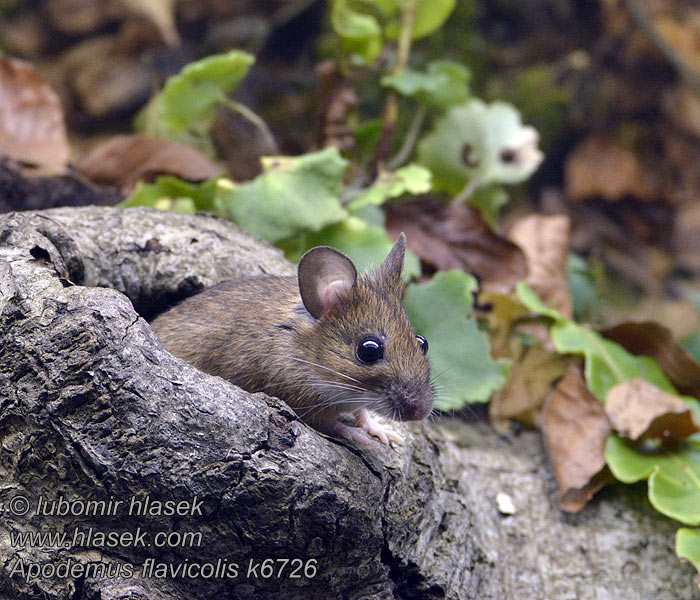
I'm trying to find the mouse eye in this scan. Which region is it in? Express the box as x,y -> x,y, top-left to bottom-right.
416,334 -> 428,355
357,335 -> 384,364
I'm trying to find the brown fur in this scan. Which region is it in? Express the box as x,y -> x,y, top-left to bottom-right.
150,238 -> 434,435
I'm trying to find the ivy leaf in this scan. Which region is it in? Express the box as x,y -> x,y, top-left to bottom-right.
119,175 -> 220,212
404,270 -> 509,409
347,164 -> 431,211
283,215 -> 420,280
215,148 -> 348,243
418,99 -> 543,196
676,528 -> 700,577
381,59 -> 470,108
136,50 -> 254,154
385,0 -> 456,40
605,434 -> 700,526
330,0 -> 383,65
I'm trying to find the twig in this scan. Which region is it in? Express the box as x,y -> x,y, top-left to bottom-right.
623,0 -> 700,98
387,104 -> 426,170
372,0 -> 418,173
450,177 -> 483,205
219,95 -> 279,153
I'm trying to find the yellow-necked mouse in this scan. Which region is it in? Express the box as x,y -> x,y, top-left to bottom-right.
150,233 -> 434,446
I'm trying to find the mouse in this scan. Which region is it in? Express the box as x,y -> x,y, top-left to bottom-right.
150,233 -> 434,446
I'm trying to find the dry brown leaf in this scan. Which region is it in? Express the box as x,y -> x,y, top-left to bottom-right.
605,378 -> 700,442
120,0 -> 180,47
543,366 -> 614,513
490,346 -> 570,431
385,200 -> 527,293
564,135 -> 654,202
0,56 -> 70,173
602,321 -> 700,399
509,214 -> 573,318
664,84 -> 700,142
78,134 -> 224,193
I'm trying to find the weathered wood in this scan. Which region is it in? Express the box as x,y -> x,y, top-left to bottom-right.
0,206 -> 696,599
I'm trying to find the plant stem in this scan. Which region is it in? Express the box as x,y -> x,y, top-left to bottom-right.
219,95 -> 279,153
623,0 -> 700,98
451,177 -> 482,205
372,0 -> 418,173
387,104 -> 426,170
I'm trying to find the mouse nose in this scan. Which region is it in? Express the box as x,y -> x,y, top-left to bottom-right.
394,386 -> 434,421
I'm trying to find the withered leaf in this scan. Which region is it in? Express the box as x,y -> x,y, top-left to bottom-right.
543,366 -> 614,513
509,214 -> 573,318
490,346 -> 570,431
0,56 -> 70,173
78,134 -> 224,193
602,321 -> 700,399
605,378 -> 700,442
564,135 -> 654,202
385,199 -> 527,293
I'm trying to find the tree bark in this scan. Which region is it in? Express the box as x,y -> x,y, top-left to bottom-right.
0,206 -> 697,600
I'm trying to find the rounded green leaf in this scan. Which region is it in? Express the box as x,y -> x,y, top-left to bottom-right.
676,528 -> 700,575
288,216 -> 420,279
137,50 -> 254,148
385,0 -> 456,40
331,0 -> 383,65
119,176 -> 220,212
404,270 -> 509,408
418,99 -> 543,195
606,434 -> 700,525
347,164 -> 431,210
215,148 -> 348,243
381,59 -> 470,108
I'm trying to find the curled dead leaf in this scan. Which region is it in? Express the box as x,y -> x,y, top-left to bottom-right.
490,346 -> 570,431
605,378 -> 700,442
385,200 -> 527,293
564,135 -> 655,202
543,366 -> 614,513
602,321 -> 700,399
509,214 -> 573,318
78,134 -> 224,193
0,56 -> 70,173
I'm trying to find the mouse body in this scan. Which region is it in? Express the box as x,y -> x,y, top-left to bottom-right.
150,234 -> 434,446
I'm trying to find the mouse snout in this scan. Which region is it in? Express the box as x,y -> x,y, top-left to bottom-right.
390,382 -> 434,421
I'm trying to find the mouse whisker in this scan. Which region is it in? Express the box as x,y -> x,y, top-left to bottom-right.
290,357 -> 364,385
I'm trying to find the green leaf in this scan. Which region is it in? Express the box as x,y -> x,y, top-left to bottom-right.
517,282 -> 676,401
567,253 -> 600,322
331,0 -> 383,65
215,148 -> 348,243
119,176 -> 220,212
381,59 -> 470,108
516,281 -> 564,321
469,185 -> 509,229
385,0 -> 457,40
418,99 -> 543,196
282,216 -> 420,280
676,528 -> 700,576
136,50 -> 254,154
605,434 -> 700,525
404,270 -> 509,408
347,164 -> 431,210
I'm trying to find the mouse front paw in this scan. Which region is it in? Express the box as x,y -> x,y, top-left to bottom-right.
354,408 -> 404,446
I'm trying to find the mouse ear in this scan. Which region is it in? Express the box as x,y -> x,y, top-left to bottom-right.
376,232 -> 406,291
298,246 -> 357,319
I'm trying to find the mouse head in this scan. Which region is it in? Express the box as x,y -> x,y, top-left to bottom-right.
297,234 -> 434,421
